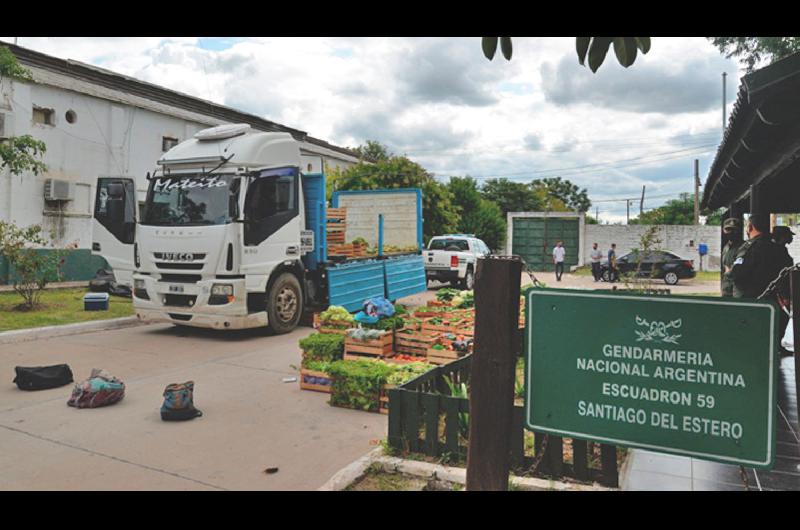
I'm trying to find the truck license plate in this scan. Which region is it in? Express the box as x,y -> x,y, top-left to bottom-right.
168,285 -> 184,293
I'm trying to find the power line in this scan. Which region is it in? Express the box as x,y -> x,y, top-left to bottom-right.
432,144 -> 717,180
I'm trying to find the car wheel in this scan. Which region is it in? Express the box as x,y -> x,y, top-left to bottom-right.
266,273 -> 303,334
601,270 -> 611,282
664,272 -> 679,286
460,268 -> 475,290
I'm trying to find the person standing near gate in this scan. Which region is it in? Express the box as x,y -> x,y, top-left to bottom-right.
590,243 -> 603,282
553,241 -> 566,282
607,243 -> 618,282
721,218 -> 743,297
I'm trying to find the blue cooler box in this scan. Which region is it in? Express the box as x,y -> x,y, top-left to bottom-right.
83,292 -> 110,311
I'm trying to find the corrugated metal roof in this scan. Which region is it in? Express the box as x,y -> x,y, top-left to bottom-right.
702,52 -> 800,210
2,40 -> 361,162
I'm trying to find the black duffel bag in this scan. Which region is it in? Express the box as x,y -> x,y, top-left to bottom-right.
13,364 -> 74,391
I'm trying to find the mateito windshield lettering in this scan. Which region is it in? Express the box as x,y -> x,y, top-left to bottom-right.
143,174 -> 239,227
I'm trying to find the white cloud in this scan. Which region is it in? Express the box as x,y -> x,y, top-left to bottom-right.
4,36 -> 742,220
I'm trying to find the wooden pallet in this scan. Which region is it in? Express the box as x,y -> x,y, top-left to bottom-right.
299,369 -> 333,393
345,333 -> 393,357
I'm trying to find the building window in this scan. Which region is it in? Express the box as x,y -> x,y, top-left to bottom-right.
162,136 -> 179,152
32,106 -> 55,126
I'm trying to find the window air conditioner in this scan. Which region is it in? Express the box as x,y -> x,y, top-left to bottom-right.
43,178 -> 74,201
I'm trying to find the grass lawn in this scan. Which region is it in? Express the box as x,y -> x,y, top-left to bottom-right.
0,288 -> 133,332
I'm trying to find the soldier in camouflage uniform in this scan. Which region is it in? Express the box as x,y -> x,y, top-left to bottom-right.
721,218 -> 743,297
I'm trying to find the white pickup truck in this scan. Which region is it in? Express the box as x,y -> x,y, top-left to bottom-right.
423,234 -> 491,290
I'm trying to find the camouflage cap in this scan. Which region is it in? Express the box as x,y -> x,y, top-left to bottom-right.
722,218 -> 742,231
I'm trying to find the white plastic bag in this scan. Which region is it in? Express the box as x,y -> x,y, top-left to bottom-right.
782,317 -> 794,352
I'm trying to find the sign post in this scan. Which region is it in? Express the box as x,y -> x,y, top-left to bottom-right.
524,288 -> 778,468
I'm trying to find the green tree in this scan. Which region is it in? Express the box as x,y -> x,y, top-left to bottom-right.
447,176 -> 506,251
0,46 -> 47,177
708,37 -> 800,72
0,222 -> 67,310
330,156 -> 459,242
481,37 -> 652,72
531,177 -> 591,213
480,178 -> 544,218
352,140 -> 392,162
630,192 -> 723,226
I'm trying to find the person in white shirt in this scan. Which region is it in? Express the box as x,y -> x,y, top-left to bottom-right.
590,243 -> 603,282
553,241 -> 566,282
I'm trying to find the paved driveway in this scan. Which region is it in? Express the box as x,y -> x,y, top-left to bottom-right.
0,324 -> 386,490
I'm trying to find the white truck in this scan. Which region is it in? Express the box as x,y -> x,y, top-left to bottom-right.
91,123 -> 427,333
423,234 -> 491,290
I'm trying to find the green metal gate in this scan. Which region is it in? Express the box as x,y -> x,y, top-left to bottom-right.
511,216 -> 580,272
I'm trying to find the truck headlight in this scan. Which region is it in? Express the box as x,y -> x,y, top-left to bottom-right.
211,284 -> 234,296
209,283 -> 234,305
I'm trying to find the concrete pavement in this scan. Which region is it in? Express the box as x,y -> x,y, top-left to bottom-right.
0,324 -> 386,490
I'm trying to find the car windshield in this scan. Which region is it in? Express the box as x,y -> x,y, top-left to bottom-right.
143,174 -> 239,226
428,238 -> 469,251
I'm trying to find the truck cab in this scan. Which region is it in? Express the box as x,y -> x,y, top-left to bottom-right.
92,123 -> 427,334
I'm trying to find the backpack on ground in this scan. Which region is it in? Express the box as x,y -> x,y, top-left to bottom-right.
161,381 -> 203,421
13,364 -> 74,391
67,368 -> 125,409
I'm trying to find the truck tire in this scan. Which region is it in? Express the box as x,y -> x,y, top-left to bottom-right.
266,273 -> 303,334
460,267 -> 475,290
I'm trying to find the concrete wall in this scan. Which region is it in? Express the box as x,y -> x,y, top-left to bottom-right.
583,224 -> 722,271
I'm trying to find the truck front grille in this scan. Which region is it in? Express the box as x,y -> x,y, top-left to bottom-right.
163,294 -> 197,308
159,274 -> 202,283
155,262 -> 204,270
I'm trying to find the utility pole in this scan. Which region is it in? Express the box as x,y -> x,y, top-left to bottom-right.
595,206 -> 599,223
640,185 -> 646,217
626,200 -> 630,224
694,159 -> 700,225
722,72 -> 727,133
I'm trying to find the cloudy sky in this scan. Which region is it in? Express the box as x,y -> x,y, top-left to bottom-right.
4,37 -> 742,223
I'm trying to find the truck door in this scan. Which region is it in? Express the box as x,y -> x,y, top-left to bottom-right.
92,177 -> 136,287
241,167 -> 302,277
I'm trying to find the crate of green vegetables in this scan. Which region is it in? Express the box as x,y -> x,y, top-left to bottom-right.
317,305 -> 356,335
422,316 -> 464,334
327,359 -> 395,413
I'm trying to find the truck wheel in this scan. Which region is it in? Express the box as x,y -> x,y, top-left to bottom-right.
460,268 -> 475,290
266,273 -> 303,334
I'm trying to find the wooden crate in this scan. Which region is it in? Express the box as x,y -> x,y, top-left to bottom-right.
299,369 -> 333,393
319,326 -> 349,335
326,207 -> 347,222
384,353 -> 428,365
427,347 -> 461,365
422,319 -> 464,334
345,332 -> 393,357
327,242 -> 367,258
395,329 -> 437,356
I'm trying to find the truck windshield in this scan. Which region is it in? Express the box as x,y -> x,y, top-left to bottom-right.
142,174 -> 239,226
428,238 -> 469,251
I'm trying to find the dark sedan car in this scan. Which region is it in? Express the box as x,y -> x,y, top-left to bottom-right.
600,250 -> 696,285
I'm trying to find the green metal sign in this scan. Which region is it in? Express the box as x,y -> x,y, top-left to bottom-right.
524,288 -> 778,468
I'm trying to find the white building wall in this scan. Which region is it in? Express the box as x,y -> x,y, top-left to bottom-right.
0,77 -> 357,252
583,224 -> 722,271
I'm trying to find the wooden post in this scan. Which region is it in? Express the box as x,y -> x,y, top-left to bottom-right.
466,256 -> 522,490
791,270 -> 800,421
